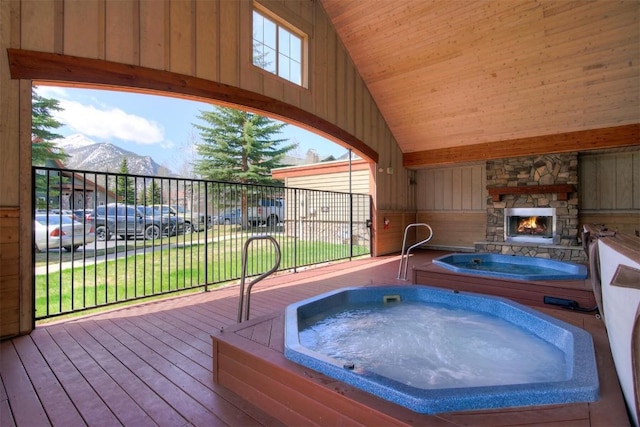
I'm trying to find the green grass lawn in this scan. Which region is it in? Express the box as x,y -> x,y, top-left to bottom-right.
35,235 -> 369,319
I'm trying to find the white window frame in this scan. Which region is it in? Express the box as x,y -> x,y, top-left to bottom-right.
252,5 -> 308,88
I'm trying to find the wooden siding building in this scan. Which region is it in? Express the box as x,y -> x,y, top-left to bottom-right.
272,157 -> 371,194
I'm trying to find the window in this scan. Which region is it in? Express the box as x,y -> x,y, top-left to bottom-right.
253,9 -> 305,86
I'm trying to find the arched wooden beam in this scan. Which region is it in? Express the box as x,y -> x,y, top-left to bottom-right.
8,48 -> 378,163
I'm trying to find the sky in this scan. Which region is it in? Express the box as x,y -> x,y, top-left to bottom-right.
35,85 -> 348,173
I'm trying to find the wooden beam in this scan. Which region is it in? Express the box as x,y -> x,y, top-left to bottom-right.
403,124 -> 640,168
7,48 -> 379,163
487,184 -> 576,202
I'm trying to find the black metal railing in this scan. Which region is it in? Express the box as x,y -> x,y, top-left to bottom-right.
33,166 -> 371,319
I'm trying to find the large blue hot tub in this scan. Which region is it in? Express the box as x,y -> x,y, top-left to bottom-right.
432,253 -> 588,281
284,286 -> 599,414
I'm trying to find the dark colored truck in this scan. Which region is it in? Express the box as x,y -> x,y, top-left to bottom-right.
93,203 -> 185,241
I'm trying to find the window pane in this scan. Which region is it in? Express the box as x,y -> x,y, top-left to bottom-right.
289,34 -> 302,63
253,12 -> 268,69
263,18 -> 276,50
290,60 -> 302,85
279,28 -> 290,56
278,54 -> 290,80
253,41 -> 267,68
253,11 -> 263,40
264,47 -> 277,73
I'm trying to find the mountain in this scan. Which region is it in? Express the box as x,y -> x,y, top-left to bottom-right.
55,134 -> 173,177
55,133 -> 96,151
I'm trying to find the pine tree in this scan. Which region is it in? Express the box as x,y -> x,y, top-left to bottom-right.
192,107 -> 297,185
32,87 -> 70,204
116,158 -> 137,204
146,180 -> 163,205
32,87 -> 68,166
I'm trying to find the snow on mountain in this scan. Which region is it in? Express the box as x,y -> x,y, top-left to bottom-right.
54,133 -> 97,151
56,134 -> 173,177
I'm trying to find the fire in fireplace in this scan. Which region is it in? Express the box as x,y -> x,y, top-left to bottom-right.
517,216 -> 547,234
504,207 -> 557,244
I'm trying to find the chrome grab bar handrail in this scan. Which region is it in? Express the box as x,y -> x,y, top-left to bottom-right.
397,223 -> 434,280
237,235 -> 282,323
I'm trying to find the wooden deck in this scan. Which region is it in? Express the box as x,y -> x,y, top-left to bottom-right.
0,250 -> 631,426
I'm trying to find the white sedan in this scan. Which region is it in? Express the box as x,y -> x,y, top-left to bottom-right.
34,214 -> 95,252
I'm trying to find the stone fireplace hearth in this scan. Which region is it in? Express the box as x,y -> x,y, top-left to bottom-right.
475,153 -> 586,263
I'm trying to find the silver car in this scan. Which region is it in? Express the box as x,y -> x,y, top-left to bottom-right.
34,214 -> 95,252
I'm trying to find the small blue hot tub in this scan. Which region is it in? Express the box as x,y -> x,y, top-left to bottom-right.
284,286 -> 599,414
432,253 -> 588,281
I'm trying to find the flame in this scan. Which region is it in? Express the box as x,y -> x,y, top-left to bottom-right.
518,216 -> 538,233
514,216 -> 547,235
518,216 -> 547,234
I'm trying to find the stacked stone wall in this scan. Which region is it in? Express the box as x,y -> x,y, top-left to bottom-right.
479,153 -> 585,262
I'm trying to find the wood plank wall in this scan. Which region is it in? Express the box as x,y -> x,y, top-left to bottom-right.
0,0 -> 412,336
281,169 -> 370,194
0,209 -> 21,338
288,170 -> 370,193
0,6 -> 18,334
580,150 -> 640,234
374,210 -> 417,256
414,163 -> 487,250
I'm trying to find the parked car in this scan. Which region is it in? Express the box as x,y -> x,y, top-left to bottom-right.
247,197 -> 284,226
34,214 -> 95,252
214,208 -> 242,225
93,203 -> 184,241
148,204 -> 210,233
140,206 -> 186,237
73,208 -> 94,222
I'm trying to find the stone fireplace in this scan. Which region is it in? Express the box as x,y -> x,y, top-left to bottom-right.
475,153 -> 586,262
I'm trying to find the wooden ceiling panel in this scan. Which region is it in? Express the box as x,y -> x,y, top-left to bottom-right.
320,0 -> 639,164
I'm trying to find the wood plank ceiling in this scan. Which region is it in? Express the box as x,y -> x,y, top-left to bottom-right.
319,0 -> 639,164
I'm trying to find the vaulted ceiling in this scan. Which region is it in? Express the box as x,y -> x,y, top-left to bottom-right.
320,0 -> 639,161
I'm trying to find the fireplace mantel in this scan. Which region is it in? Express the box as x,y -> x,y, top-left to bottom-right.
487,184 -> 575,202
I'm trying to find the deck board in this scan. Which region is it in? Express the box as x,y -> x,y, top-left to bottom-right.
95,318 -> 231,426
52,325 -> 161,426
65,322 -> 188,427
1,250 -> 631,426
10,333 -> 85,426
0,340 -> 50,426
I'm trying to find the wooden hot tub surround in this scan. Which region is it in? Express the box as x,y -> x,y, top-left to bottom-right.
212,305 -> 629,426
412,262 -> 597,313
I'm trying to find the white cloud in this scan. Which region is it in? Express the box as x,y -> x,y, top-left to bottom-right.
35,86 -> 165,146
54,99 -> 165,145
35,85 -> 69,99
